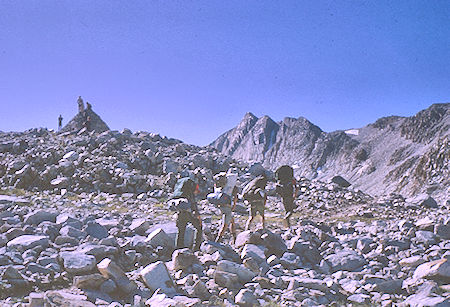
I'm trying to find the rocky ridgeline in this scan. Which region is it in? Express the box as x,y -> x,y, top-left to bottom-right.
0,127 -> 237,196
211,103 -> 450,203
0,174 -> 449,306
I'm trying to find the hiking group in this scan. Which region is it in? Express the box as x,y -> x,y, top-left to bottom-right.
171,165 -> 298,251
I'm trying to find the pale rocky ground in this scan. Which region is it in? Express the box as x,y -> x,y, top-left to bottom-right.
0,176 -> 448,306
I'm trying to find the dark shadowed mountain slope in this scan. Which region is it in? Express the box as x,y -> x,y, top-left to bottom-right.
210,103 -> 450,201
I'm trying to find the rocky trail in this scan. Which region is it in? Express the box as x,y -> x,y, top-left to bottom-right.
0,176 -> 448,306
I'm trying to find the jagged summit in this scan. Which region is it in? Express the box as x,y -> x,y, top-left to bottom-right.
60,97 -> 110,134
210,104 -> 449,201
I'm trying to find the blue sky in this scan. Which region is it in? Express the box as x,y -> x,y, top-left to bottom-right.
1,1 -> 449,145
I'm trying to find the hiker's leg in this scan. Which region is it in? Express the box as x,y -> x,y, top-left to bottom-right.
245,216 -> 254,231
216,220 -> 228,242
230,219 -> 237,243
191,215 -> 203,251
246,204 -> 257,230
176,213 -> 187,249
283,196 -> 294,228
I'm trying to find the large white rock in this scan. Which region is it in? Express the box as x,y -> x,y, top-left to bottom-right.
7,235 -> 49,251
140,261 -> 176,294
44,291 -> 95,307
59,251 -> 96,274
235,289 -> 258,307
241,244 -> 267,264
145,228 -> 174,249
24,210 -> 57,225
413,258 -> 450,281
216,260 -> 256,283
97,258 -> 137,294
399,256 -> 426,267
62,151 -> 79,161
130,218 -> 150,235
147,222 -> 194,247
214,270 -> 239,289
324,249 -> 366,272
146,290 -> 201,307
172,248 -> 198,271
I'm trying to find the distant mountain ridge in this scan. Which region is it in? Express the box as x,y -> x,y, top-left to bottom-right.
210,103 -> 450,201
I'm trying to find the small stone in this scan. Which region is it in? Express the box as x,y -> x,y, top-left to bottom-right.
73,274 -> 107,289
172,248 -> 198,271
241,244 -> 267,264
28,292 -> 45,307
44,291 -> 96,307
399,255 -> 426,267
85,221 -> 109,240
235,289 -> 258,307
214,270 -> 239,288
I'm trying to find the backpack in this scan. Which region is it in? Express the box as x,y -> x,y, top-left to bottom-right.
242,176 -> 266,202
173,177 -> 196,199
207,191 -> 231,206
276,182 -> 294,197
171,198 -> 192,212
276,165 -> 294,183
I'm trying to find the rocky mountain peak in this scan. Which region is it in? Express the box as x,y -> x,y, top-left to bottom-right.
243,111 -> 257,121
211,103 -> 449,201
400,102 -> 450,143
60,97 -> 110,134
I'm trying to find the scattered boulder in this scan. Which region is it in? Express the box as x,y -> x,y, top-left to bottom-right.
413,258 -> 450,282
235,288 -> 258,307
97,258 -> 137,294
140,261 -> 176,294
59,251 -> 96,274
331,176 -> 351,188
7,235 -> 49,251
324,250 -> 366,272
172,248 -> 198,271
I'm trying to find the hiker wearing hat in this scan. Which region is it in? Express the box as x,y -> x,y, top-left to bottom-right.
207,172 -> 238,244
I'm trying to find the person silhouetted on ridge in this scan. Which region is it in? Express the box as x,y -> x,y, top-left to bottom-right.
58,115 -> 63,131
77,96 -> 84,113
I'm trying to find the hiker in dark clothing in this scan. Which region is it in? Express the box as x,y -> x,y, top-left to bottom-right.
86,101 -> 92,110
243,175 -> 268,230
77,96 -> 84,113
84,116 -> 91,131
58,115 -> 63,131
172,177 -> 203,251
275,165 -> 298,228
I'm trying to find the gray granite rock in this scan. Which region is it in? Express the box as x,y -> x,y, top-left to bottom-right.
59,251 -> 96,274
325,249 -> 366,272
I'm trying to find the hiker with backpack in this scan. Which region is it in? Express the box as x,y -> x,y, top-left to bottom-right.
207,172 -> 238,244
171,177 -> 203,251
275,165 -> 298,228
243,175 -> 268,230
